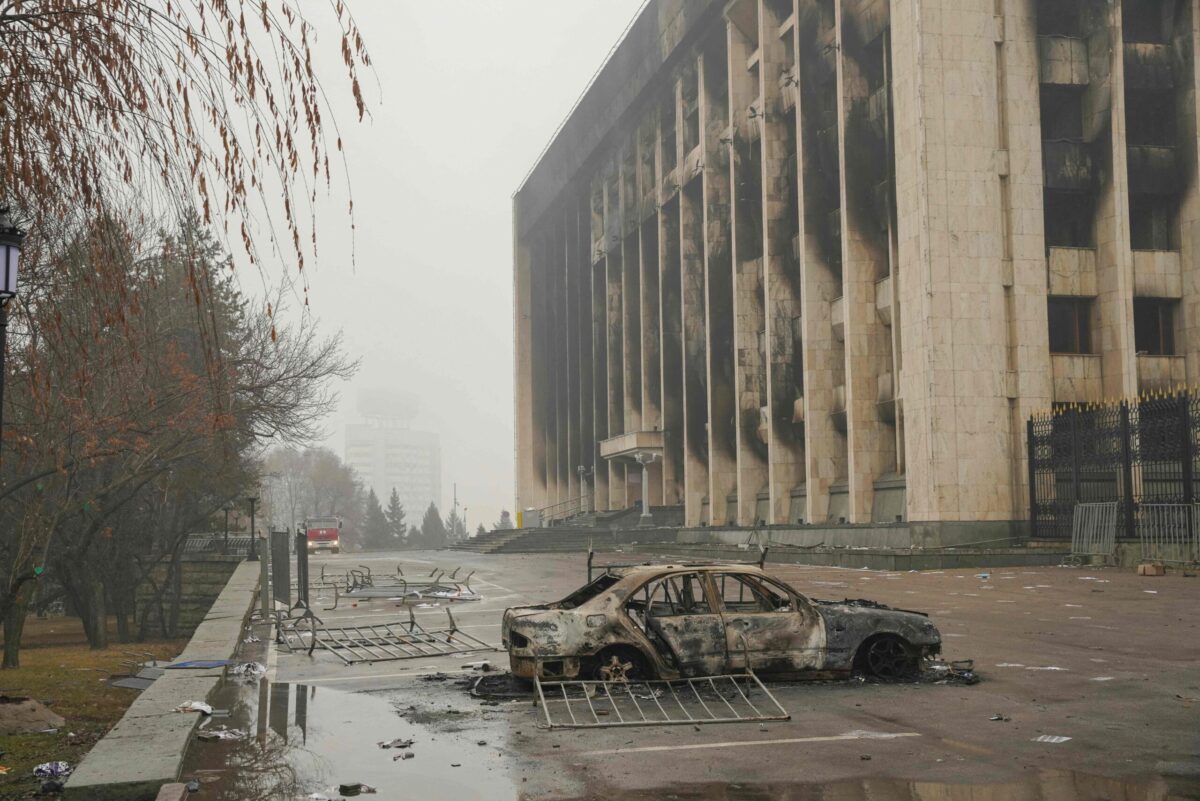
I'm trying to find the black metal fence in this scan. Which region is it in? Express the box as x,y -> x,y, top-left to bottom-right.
1028,389 -> 1199,539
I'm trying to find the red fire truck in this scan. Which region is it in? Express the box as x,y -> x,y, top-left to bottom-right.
305,516 -> 342,554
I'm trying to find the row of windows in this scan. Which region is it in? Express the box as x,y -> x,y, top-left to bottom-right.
1047,297 -> 1178,355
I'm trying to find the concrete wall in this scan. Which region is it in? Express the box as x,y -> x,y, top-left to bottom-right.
136,555 -> 241,638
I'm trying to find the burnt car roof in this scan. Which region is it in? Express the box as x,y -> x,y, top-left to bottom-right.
602,563 -> 770,579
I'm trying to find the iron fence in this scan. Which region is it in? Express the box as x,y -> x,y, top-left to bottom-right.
1028,390 -> 1198,552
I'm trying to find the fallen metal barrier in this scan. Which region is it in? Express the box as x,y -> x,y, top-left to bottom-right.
1069,502 -> 1119,564
1138,503 -> 1198,564
534,673 -> 789,729
279,608 -> 494,665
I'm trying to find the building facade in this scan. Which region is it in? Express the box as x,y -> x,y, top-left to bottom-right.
513,0 -> 1199,531
345,421 -> 442,518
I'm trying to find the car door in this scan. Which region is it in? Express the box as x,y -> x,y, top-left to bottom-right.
625,573 -> 726,677
711,572 -> 825,674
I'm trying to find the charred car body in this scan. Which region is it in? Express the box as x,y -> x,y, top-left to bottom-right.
502,565 -> 940,682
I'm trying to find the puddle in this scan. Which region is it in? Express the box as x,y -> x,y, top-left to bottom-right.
562,772 -> 1200,801
180,677 -> 519,800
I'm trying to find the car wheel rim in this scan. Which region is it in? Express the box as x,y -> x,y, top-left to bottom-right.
867,639 -> 910,679
599,655 -> 637,682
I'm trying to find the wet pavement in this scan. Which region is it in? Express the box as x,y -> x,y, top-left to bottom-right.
178,551 -> 1200,800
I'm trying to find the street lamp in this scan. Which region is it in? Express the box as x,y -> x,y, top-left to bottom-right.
0,209 -> 25,468
246,495 -> 260,561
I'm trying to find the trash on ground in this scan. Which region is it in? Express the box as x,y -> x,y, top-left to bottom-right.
173,701 -> 214,715
990,713 -> 1011,722
40,779 -> 65,794
230,662 -> 266,682
1025,666 -> 1068,671
924,659 -> 978,685
394,751 -> 415,761
185,778 -> 201,792
378,738 -> 414,749
1032,734 -> 1071,743
197,726 -> 246,741
32,761 -> 71,779
338,782 -> 377,795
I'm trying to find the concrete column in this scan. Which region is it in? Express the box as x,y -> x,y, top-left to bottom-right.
605,173 -> 628,510
591,254 -> 610,512
680,71 -> 712,525
1097,3 -> 1139,399
1182,0 -> 1200,383
701,46 -> 739,527
513,200 -> 538,514
795,1 -> 845,524
578,192 -> 596,509
727,9 -> 770,526
660,190 -> 686,507
836,0 -> 894,523
890,0 -> 1033,523
761,0 -> 807,525
640,216 -> 665,507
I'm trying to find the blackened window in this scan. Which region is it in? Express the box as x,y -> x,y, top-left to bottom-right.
1133,298 -> 1176,355
1048,297 -> 1092,353
1129,194 -> 1176,250
1122,0 -> 1169,44
1040,86 -> 1084,141
1125,92 -> 1175,147
1044,190 -> 1094,247
1038,1 -> 1082,36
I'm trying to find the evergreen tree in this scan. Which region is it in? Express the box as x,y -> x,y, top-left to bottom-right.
362,489 -> 389,550
475,523 -> 487,538
407,524 -> 423,550
444,508 -> 466,543
420,503 -> 448,550
494,510 -> 515,530
385,488 -> 406,546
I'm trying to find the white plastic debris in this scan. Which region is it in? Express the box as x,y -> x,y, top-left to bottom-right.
32,762 -> 72,779
1032,735 -> 1071,744
174,701 -> 213,714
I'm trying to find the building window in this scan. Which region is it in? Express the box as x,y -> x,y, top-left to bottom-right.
1047,297 -> 1092,354
1125,91 -> 1175,147
1133,298 -> 1176,355
1122,0 -> 1169,44
1043,190 -> 1094,248
1129,194 -> 1176,250
1040,86 -> 1083,141
1037,0 -> 1081,37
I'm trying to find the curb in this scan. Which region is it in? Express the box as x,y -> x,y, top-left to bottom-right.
63,561 -> 260,801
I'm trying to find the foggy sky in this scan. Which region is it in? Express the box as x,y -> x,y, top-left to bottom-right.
287,1 -> 646,527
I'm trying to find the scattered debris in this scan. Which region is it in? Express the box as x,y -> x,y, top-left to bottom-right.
185,779 -> 201,792
197,726 -> 246,741
32,762 -> 71,779
378,738 -> 414,749
394,751 -> 415,761
165,659 -> 232,670
338,782 -> 377,796
173,701 -> 213,715
39,779 -> 65,794
1032,735 -> 1071,744
924,660 -> 979,685
1025,666 -> 1068,672
229,662 -> 266,682
990,714 -> 1011,722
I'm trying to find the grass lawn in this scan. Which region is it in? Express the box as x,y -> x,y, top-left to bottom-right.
0,616 -> 187,799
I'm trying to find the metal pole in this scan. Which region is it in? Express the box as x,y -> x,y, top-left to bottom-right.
0,303 -> 8,473
248,497 -> 259,561
223,508 -> 230,555
1026,418 -> 1037,539
1120,401 -> 1136,541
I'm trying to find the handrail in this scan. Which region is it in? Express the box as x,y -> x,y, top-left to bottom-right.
538,495 -> 586,523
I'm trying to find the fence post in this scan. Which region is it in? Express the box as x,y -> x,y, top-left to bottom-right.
1070,410 -> 1081,506
1120,401 -> 1135,540
1026,418 -> 1037,538
1181,395 -> 1195,508
294,531 -> 309,609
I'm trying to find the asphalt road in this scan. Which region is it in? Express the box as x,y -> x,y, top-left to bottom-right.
243,549 -> 1200,799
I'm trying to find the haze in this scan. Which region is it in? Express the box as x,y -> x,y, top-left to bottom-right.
289,1 -> 646,525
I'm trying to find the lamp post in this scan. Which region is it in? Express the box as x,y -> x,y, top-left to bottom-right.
246,495 -> 260,561
0,209 -> 25,470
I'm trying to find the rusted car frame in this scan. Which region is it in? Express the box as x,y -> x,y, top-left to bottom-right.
502,564 -> 941,682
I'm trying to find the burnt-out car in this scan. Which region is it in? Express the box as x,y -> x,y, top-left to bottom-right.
501,564 -> 940,682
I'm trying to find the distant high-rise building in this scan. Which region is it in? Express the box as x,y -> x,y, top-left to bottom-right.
344,390 -> 441,519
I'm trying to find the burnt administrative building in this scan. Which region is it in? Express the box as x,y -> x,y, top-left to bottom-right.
512,0 -> 1199,538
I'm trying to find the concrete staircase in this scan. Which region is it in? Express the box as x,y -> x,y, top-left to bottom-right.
450,527 -> 680,554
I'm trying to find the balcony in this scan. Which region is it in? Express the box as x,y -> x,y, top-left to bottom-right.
1047,247 -> 1097,296
1123,43 -> 1174,90
1038,36 -> 1089,86
1126,145 -> 1180,195
1042,141 -> 1096,191
599,430 -> 665,462
1132,250 -> 1182,298
1136,354 -> 1185,395
1050,354 -> 1103,404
